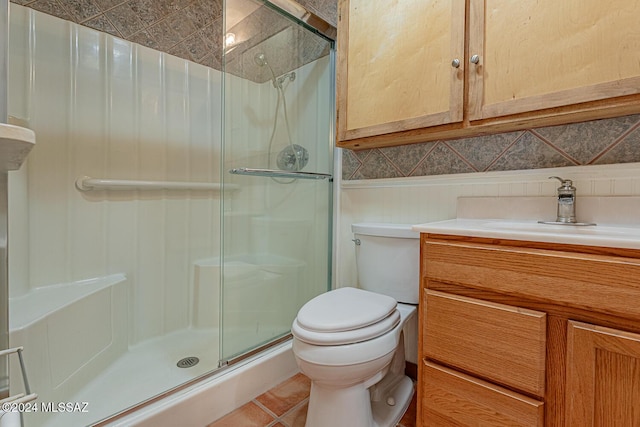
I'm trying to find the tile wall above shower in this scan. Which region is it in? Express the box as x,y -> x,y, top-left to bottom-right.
10,0 -> 337,80
11,0 -> 224,67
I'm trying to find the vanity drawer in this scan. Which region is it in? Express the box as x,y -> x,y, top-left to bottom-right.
422,361 -> 544,427
422,237 -> 640,319
424,290 -> 546,397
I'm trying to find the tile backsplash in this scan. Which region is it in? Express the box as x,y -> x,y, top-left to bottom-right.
342,114 -> 640,180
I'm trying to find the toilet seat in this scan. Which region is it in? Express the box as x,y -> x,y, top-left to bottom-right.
292,287 -> 400,346
293,309 -> 400,345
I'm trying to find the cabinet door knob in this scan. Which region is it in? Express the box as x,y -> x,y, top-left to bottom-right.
451,58 -> 460,68
470,54 -> 480,64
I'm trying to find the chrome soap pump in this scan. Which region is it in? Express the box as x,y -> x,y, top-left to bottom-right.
549,176 -> 576,223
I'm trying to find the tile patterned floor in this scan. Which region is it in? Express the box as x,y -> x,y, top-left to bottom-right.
207,373 -> 417,427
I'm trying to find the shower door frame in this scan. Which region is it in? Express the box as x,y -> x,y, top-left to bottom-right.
219,0 -> 337,368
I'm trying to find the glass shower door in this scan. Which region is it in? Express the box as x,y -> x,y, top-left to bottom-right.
221,0 -> 334,363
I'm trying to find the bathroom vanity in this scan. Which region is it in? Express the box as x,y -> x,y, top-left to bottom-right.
414,212 -> 640,426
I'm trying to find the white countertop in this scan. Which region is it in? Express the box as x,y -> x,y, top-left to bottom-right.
412,218 -> 640,250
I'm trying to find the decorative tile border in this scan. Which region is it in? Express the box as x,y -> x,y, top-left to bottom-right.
342,114 -> 640,180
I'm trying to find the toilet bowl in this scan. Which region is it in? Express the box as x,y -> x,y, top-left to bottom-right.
291,223 -> 420,427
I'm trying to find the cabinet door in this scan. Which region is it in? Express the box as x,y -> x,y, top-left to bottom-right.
337,0 -> 465,143
566,321 -> 640,426
468,0 -> 640,120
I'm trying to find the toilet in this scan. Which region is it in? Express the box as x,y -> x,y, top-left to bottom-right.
291,223 -> 419,427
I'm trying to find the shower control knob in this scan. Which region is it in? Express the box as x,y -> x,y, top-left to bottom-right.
470,54 -> 480,64
451,59 -> 460,68
276,144 -> 309,171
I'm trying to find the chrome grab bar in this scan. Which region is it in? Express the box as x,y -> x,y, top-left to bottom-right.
229,168 -> 332,180
75,176 -> 240,192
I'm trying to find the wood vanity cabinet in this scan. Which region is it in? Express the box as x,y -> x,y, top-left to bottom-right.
417,234 -> 640,426
337,0 -> 640,149
565,321 -> 640,425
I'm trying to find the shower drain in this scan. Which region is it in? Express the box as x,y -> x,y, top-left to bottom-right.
176,356 -> 200,368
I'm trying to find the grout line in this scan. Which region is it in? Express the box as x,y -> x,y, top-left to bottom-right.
532,131 -> 579,167
588,119 -> 640,165
273,397 -> 309,427
346,149 -> 368,180
252,398 -> 279,419
529,128 -> 581,165
483,131 -> 525,172
442,140 -> 480,173
76,10 -> 103,25
377,148 -> 409,178
91,0 -> 128,15
279,396 -> 309,417
405,141 -> 439,177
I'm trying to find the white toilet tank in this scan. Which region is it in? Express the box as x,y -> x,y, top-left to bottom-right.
352,223 -> 420,304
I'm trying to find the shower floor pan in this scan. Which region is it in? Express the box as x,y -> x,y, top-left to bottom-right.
33,327 -> 220,427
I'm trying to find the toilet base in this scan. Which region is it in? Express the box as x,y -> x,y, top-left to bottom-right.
305,381 -> 373,427
304,374 -> 414,427
370,331 -> 414,426
371,375 -> 414,427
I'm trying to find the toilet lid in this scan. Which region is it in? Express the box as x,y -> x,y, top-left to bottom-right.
296,287 -> 397,332
292,308 -> 400,345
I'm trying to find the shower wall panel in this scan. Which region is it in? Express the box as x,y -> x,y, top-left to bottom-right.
7,4 -> 224,345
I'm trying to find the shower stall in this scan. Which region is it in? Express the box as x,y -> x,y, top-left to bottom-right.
2,0 -> 334,425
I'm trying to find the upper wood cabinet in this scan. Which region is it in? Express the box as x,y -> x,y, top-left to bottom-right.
468,0 -> 640,121
337,0 -> 465,142
337,0 -> 640,149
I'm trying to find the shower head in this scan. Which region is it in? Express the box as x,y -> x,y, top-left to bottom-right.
254,53 -> 280,89
254,53 -> 268,67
